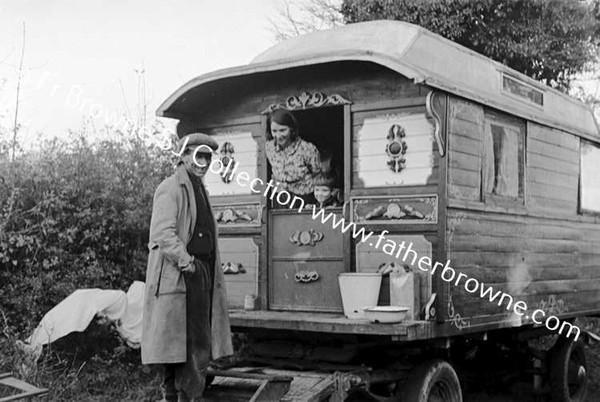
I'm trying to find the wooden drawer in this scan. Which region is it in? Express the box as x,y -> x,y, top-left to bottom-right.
219,237 -> 259,308
270,260 -> 344,312
271,212 -> 343,259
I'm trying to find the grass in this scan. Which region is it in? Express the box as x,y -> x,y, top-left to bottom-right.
0,320 -> 161,401
1,318 -> 599,401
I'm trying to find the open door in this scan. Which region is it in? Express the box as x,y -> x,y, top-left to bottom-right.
266,106 -> 348,312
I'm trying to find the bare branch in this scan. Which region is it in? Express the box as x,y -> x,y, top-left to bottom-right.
11,21 -> 26,162
268,0 -> 344,42
118,78 -> 131,120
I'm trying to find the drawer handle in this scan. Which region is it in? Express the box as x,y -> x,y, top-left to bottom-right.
294,270 -> 320,283
289,229 -> 324,246
221,262 -> 246,275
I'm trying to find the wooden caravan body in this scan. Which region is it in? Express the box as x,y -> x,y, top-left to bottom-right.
157,20 -> 600,341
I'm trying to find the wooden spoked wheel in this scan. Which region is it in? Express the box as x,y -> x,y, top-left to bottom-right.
550,337 -> 588,402
398,359 -> 462,402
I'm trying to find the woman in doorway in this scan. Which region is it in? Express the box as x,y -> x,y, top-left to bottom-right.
265,109 -> 321,205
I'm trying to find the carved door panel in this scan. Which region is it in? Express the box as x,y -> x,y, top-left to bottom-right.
269,210 -> 345,312
261,93 -> 352,312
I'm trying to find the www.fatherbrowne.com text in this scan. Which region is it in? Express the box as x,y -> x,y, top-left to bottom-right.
190,149 -> 581,340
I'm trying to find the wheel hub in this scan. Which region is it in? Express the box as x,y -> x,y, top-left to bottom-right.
576,365 -> 586,383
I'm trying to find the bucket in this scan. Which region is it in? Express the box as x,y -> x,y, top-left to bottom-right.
338,273 -> 382,319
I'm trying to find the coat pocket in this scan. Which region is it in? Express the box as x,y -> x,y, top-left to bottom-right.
157,257 -> 186,295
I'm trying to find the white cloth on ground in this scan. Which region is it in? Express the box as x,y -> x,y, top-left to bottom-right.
26,281 -> 145,349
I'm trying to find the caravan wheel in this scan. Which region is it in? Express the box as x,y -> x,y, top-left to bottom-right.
550,337 -> 588,402
399,359 -> 462,402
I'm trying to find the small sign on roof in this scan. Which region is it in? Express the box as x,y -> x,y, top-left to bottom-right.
502,74 -> 544,107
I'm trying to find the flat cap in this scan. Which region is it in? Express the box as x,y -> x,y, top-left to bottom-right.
179,133 -> 219,154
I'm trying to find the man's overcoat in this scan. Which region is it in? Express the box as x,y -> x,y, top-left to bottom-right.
142,164 -> 233,364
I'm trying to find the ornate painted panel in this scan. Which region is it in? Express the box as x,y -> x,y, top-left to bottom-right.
353,110 -> 436,188
218,237 -> 259,308
203,131 -> 258,196
351,195 -> 438,225
269,211 -> 344,312
213,203 -> 261,227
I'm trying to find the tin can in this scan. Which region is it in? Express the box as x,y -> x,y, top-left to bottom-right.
244,294 -> 256,311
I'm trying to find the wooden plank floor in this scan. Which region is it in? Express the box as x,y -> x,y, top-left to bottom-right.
203,378 -> 257,402
204,368 -> 333,402
229,310 -> 435,340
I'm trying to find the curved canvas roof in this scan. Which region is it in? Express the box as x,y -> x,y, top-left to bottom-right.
157,20 -> 599,141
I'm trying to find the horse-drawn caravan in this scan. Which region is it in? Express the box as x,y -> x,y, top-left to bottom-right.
156,20 -> 600,402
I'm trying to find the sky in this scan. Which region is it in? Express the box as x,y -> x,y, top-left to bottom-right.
0,0 -> 285,144
1,0 -> 598,148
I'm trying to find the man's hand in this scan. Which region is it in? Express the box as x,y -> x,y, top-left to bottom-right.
181,259 -> 195,274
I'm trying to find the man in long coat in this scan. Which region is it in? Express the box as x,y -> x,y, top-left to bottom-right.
142,133 -> 233,401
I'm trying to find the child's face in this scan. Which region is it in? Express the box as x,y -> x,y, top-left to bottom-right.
314,185 -> 333,204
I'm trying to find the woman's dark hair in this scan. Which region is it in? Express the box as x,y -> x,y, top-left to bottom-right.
266,109 -> 300,140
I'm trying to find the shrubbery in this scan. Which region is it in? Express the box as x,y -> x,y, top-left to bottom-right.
0,124 -> 178,399
0,124 -> 176,337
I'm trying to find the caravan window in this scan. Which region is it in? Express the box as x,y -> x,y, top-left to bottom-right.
482,112 -> 525,200
580,140 -> 600,214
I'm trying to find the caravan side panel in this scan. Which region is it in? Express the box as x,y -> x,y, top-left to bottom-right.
444,96 -> 600,332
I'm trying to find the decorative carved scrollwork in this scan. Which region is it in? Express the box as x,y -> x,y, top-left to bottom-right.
364,203 -> 425,221
289,229 -> 324,246
294,270 -> 320,283
448,294 -> 471,330
261,91 -> 352,114
385,124 -> 408,173
426,91 -> 447,157
377,261 -> 411,275
537,294 -> 568,316
352,195 -> 437,225
219,141 -> 235,184
221,262 -> 246,275
215,208 -> 254,224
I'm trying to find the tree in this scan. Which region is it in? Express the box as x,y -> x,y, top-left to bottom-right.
341,0 -> 600,91
268,0 -> 344,41
571,68 -> 600,119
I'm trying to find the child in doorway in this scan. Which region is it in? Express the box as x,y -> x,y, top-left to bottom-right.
311,173 -> 342,209
318,148 -> 343,204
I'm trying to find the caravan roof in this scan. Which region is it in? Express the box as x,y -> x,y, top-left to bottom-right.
158,20 -> 599,141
